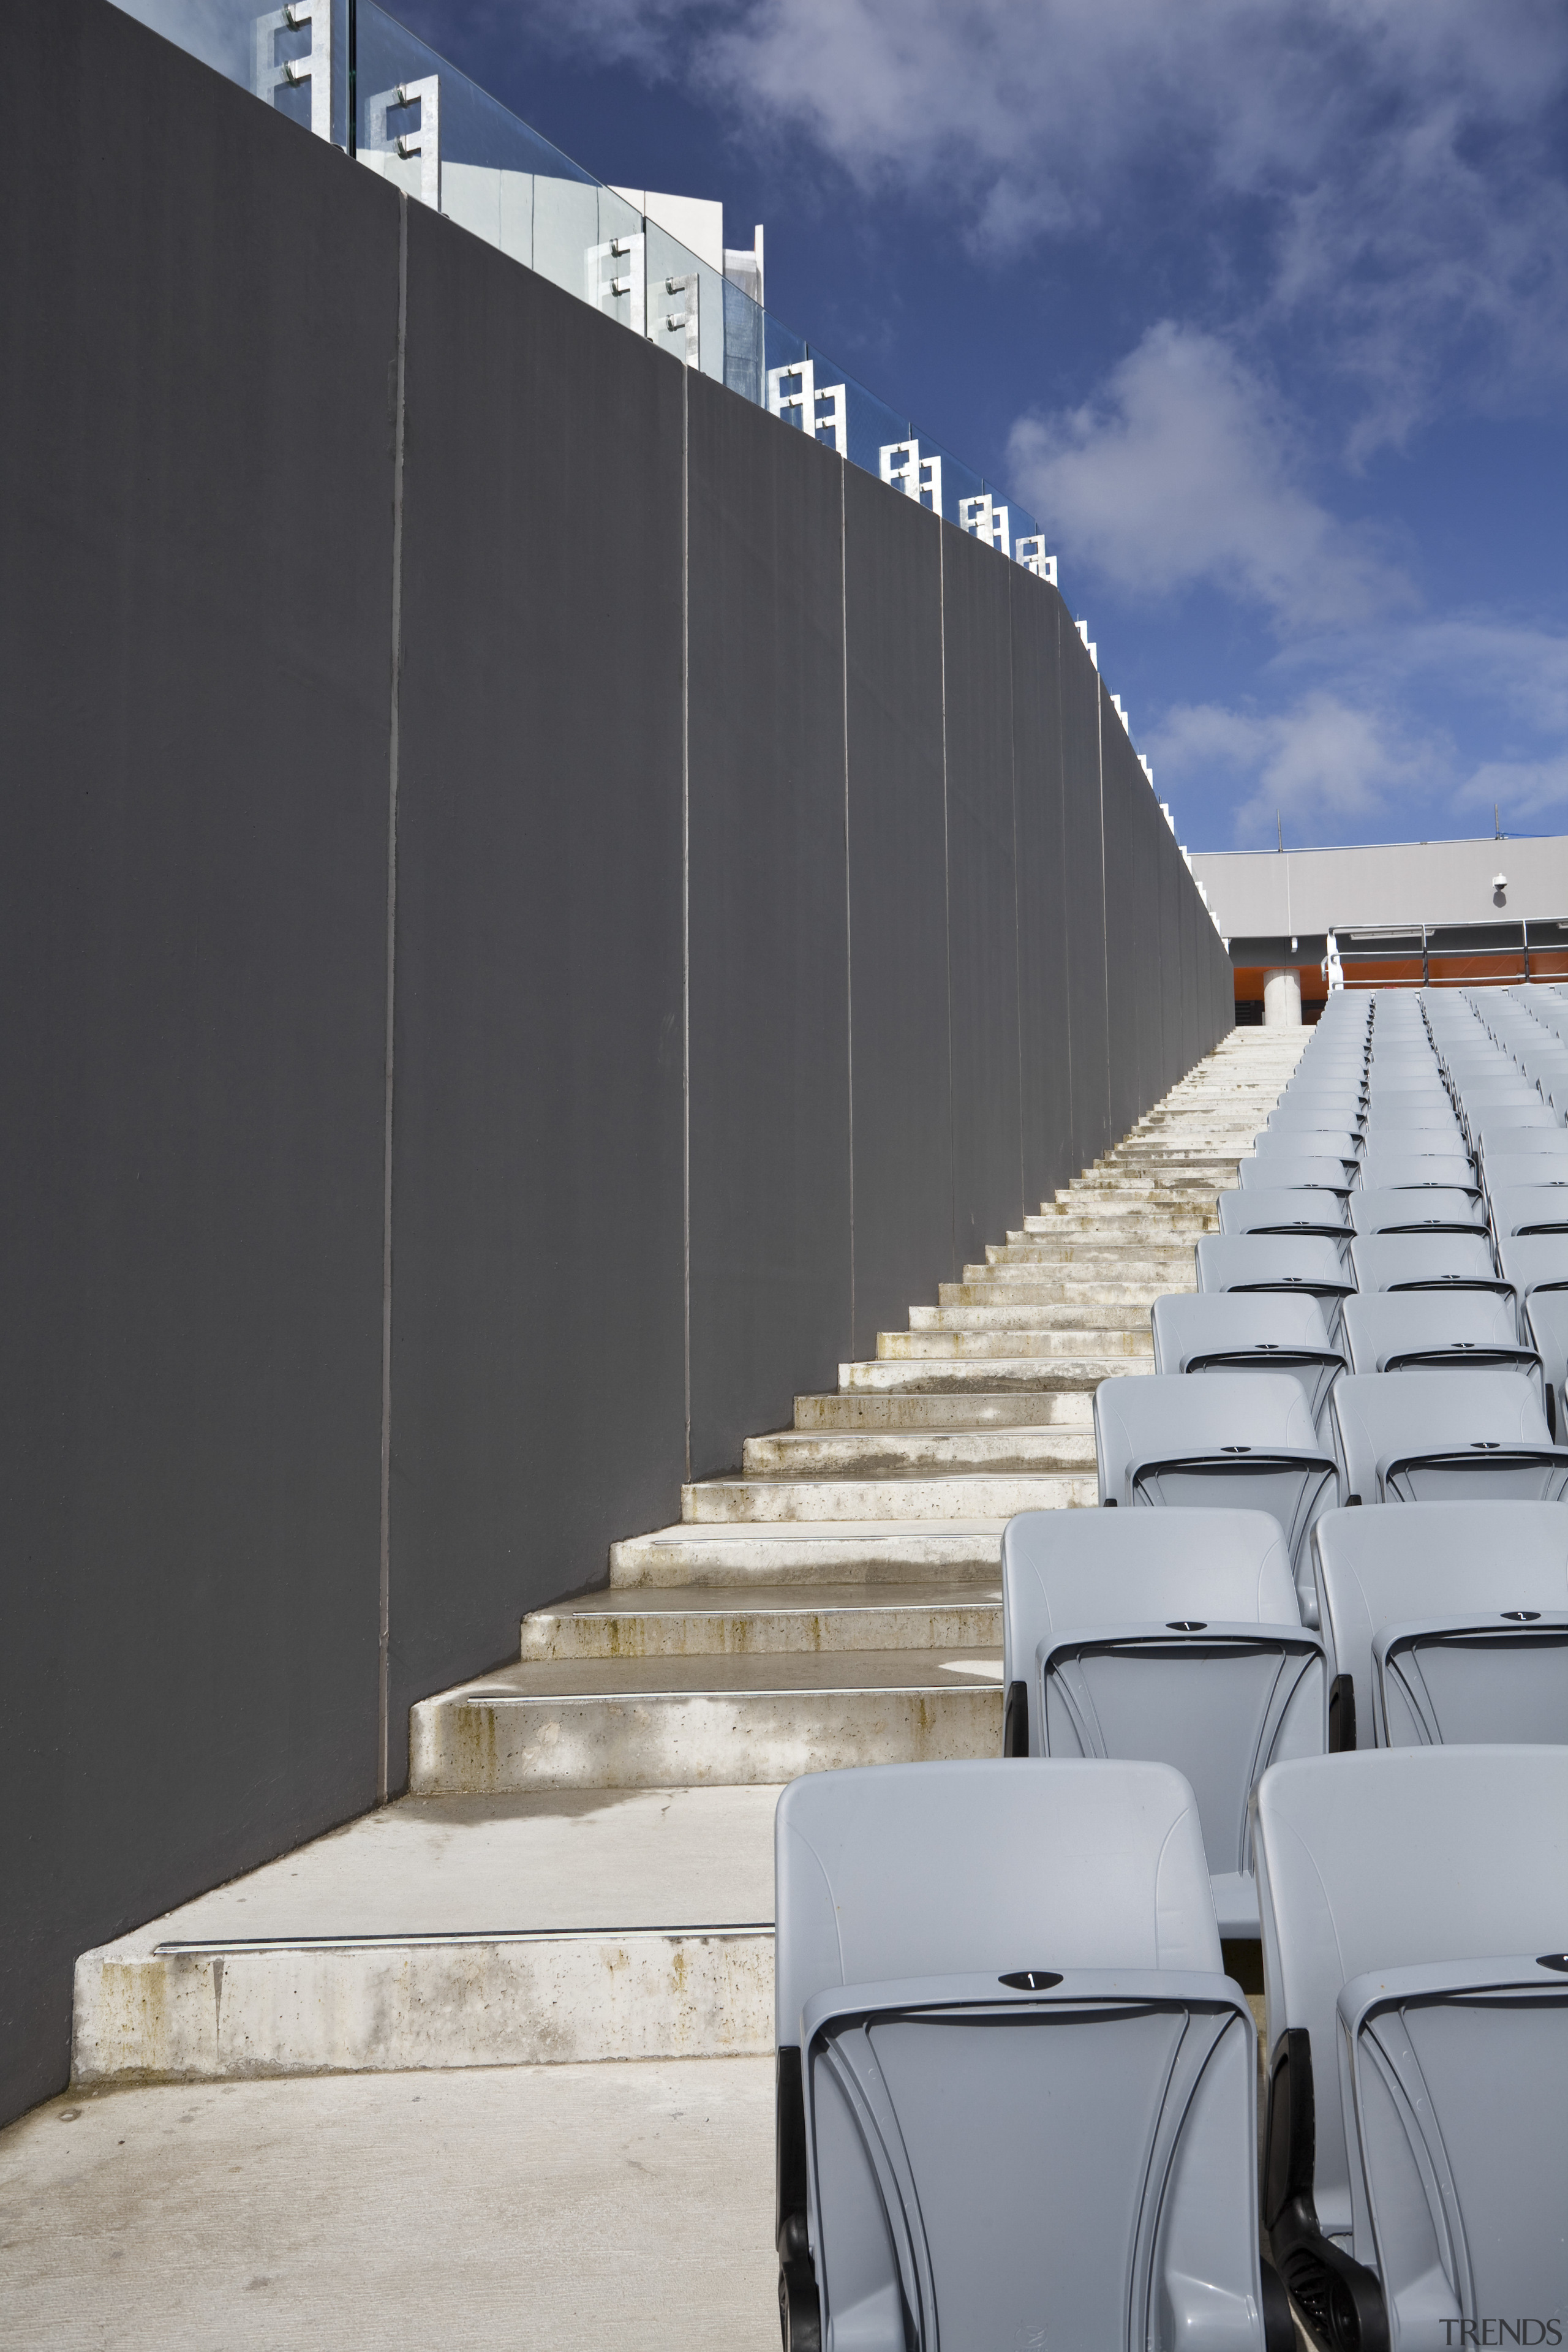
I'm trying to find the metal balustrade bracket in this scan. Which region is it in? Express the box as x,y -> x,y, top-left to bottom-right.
959,492 -> 1011,558
766,362 -> 846,458
253,1 -> 333,142
366,75 -> 440,211
880,438 -> 943,513
587,235 -> 646,336
657,275 -> 699,368
1014,533 -> 1057,582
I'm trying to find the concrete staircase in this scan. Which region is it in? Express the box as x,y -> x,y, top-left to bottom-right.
73,1027 -> 1306,2086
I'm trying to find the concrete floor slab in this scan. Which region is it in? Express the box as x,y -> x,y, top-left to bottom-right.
0,2060 -> 776,2350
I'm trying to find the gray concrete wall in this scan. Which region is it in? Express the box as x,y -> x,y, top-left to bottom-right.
0,0 -> 1232,2125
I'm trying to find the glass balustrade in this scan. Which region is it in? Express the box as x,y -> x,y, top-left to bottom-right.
108,0 -> 1052,566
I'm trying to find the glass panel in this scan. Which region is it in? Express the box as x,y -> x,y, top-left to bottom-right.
644,221 -> 727,385
110,0 -> 1055,579
110,0 -> 350,148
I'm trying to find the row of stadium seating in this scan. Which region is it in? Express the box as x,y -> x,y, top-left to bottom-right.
774,987 -> 1568,2352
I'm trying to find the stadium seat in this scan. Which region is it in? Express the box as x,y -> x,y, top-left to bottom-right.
773,1758 -> 1291,2352
1238,1154 -> 1352,1196
1218,1189 -> 1353,1248
1352,1150 -> 1477,1194
1348,1231 -> 1512,1308
1094,1371 -> 1341,1616
1346,1185 -> 1483,1235
1329,1367 -> 1568,1504
1488,1182 -> 1568,1238
1497,1234 -> 1568,1329
1152,1292 -> 1344,1428
1000,1509 -> 1323,1931
1196,1234 -> 1357,1343
1251,1129 -> 1363,1173
1311,1500 -> 1568,1748
1341,1291 -> 1544,1408
1252,1747 -> 1568,2352
1525,1292 -> 1568,1434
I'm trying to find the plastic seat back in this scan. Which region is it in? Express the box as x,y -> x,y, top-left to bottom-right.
1094,1371 -> 1340,1610
1151,1291 -> 1343,1429
1525,1292 -> 1568,1434
1194,1235 -> 1357,1346
1237,1155 -> 1351,1195
1253,1747 -> 1568,2348
1349,1231 -> 1508,1306
1488,1182 -> 1568,1238
1341,1291 -> 1542,1404
1329,1368 -> 1566,1504
775,1760 -> 1271,2352
1312,1500 -> 1568,1748
1218,1189 -> 1352,1248
1352,1150 -> 1477,1194
1001,1509 -> 1319,1934
1346,1186 -> 1483,1235
1498,1233 -> 1568,1322
1251,1129 -> 1362,1170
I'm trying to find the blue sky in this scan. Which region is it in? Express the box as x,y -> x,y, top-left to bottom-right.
384,0 -> 1568,857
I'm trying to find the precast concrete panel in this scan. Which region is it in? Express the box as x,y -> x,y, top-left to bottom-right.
686,374 -> 853,1476
941,524 -> 1025,1266
1009,568 -> 1074,1213
843,466 -> 953,1358
0,0 -> 396,2120
1058,608 -> 1112,1169
389,209 -> 688,1785
1101,688 -> 1141,1142
1157,819 -> 1183,1096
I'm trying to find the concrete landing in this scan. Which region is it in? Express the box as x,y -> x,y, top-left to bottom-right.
74,1787 -> 780,2081
0,2059 -> 775,2350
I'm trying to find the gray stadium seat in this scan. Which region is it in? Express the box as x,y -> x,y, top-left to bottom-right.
1525,1292 -> 1568,1435
1348,1231 -> 1512,1309
1352,1150 -> 1477,1195
1329,1368 -> 1568,1504
1253,1746 -> 1568,2352
1251,1129 -> 1363,1172
1196,1234 -> 1357,1344
1311,1501 -> 1568,1749
1238,1154 -> 1352,1196
1218,1189 -> 1352,1250
774,1758 -> 1289,2352
1000,1509 -> 1322,1931
1346,1185 -> 1483,1235
1341,1291 -> 1544,1409
1488,1182 -> 1568,1238
1094,1372 -> 1341,1616
1497,1234 -> 1568,1329
1475,1115 -> 1564,1164
1483,1151 -> 1568,1200
1152,1292 -> 1344,1428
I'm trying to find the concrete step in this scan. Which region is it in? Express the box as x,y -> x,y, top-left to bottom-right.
982,1241 -> 1197,1270
879,1327 -> 1152,1358
909,1294 -> 1181,1326
794,1389 -> 1092,1428
741,1426 -> 1097,1477
73,1786 -> 782,2079
610,1522 -> 1008,1588
521,1581 -> 1001,1659
840,1354 -> 1148,1393
1021,1210 -> 1216,1238
410,1651 -> 1003,1793
682,1472 -> 1095,1521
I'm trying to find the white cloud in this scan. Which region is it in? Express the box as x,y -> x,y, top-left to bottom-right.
1006,324 -> 1408,630
532,0 -> 1568,447
1152,692 -> 1442,848
1457,755 -> 1568,824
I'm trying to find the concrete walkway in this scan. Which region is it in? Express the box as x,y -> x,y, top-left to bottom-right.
0,2058 -> 775,2350
9,1024 -> 1308,2341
